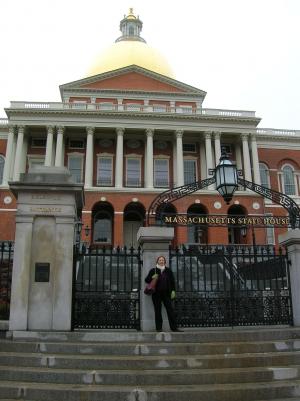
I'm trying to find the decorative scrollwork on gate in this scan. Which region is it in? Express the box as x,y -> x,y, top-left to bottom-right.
147,176 -> 216,225
238,178 -> 300,229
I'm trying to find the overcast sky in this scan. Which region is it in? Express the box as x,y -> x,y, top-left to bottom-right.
0,0 -> 299,130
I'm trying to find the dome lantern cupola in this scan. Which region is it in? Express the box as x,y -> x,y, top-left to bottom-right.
116,8 -> 146,43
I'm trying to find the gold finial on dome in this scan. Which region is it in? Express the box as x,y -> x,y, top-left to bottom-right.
127,8 -> 136,20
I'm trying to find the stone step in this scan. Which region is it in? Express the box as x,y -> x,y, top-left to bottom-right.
2,350 -> 300,370
0,365 -> 300,386
8,327 -> 300,344
1,338 -> 300,356
1,379 -> 300,401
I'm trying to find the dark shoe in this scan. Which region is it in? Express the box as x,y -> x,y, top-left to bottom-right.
172,328 -> 183,332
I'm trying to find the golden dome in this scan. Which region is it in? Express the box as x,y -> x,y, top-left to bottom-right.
87,40 -> 174,78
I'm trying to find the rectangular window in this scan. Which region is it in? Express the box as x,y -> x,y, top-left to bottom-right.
31,138 -> 46,148
154,159 -> 169,188
68,155 -> 83,183
97,156 -> 113,186
125,103 -> 142,111
69,139 -> 85,149
177,106 -> 193,114
183,143 -> 196,152
126,158 -> 141,187
184,159 -> 197,184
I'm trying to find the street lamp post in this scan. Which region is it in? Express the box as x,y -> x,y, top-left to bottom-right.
215,152 -> 239,204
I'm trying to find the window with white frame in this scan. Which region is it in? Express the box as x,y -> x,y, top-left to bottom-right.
184,159 -> 197,184
0,155 -> 4,184
68,154 -> 83,184
282,165 -> 296,195
126,157 -> 141,187
97,156 -> 113,186
177,105 -> 193,114
93,211 -> 112,243
154,158 -> 169,187
259,163 -> 270,188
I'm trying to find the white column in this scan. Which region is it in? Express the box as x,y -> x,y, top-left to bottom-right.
45,126 -> 54,166
205,131 -> 213,176
214,131 -> 221,166
55,126 -> 64,167
145,128 -> 154,188
241,134 -> 252,181
235,141 -> 243,171
2,126 -> 15,185
84,127 -> 94,188
13,126 -> 25,181
175,130 -> 184,186
199,140 -> 206,180
115,128 -> 124,188
172,139 -> 177,185
250,133 -> 261,185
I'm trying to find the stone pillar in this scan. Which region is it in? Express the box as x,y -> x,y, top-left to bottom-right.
279,231 -> 300,326
235,141 -> 243,171
137,227 -> 174,331
250,133 -> 261,185
214,131 -> 221,166
115,128 -> 124,188
45,126 -> 55,167
9,166 -> 84,331
175,130 -> 184,186
2,126 -> 15,186
241,133 -> 252,181
84,127 -> 94,188
54,126 -> 64,167
145,129 -> 154,188
13,126 -> 25,181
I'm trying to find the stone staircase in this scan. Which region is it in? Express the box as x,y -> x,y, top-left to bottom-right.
1,327 -> 300,400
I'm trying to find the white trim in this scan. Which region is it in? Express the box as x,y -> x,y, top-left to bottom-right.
281,163 -> 298,196
0,208 -> 17,212
27,155 -> 45,169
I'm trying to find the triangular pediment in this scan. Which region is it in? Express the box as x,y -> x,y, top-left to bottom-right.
60,65 -> 206,97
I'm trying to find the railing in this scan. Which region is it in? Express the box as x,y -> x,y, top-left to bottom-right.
9,101 -> 256,118
0,119 -> 8,125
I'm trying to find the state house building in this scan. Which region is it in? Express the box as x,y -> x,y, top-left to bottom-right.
0,9 -> 299,248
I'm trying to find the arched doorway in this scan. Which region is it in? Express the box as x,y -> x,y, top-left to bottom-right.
123,202 -> 146,248
187,204 -> 208,244
92,202 -> 114,245
227,204 -> 247,244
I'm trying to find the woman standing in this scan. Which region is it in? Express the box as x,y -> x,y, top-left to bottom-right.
145,255 -> 182,332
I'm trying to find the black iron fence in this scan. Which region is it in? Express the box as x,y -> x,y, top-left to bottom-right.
0,242 -> 14,320
72,246 -> 142,330
170,244 -> 293,327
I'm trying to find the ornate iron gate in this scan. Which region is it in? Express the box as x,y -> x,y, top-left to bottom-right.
169,245 -> 293,327
0,241 -> 14,320
72,246 -> 142,330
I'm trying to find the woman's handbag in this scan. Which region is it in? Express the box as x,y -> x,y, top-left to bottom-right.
144,270 -> 158,295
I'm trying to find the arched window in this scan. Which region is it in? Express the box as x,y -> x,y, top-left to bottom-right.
259,163 -> 270,188
128,26 -> 134,36
282,165 -> 296,195
0,155 -> 4,184
92,202 -> 114,244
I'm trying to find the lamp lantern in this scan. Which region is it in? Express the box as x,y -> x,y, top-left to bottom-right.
215,153 -> 238,204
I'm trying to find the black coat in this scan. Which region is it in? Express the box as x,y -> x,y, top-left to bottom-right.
145,267 -> 176,295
